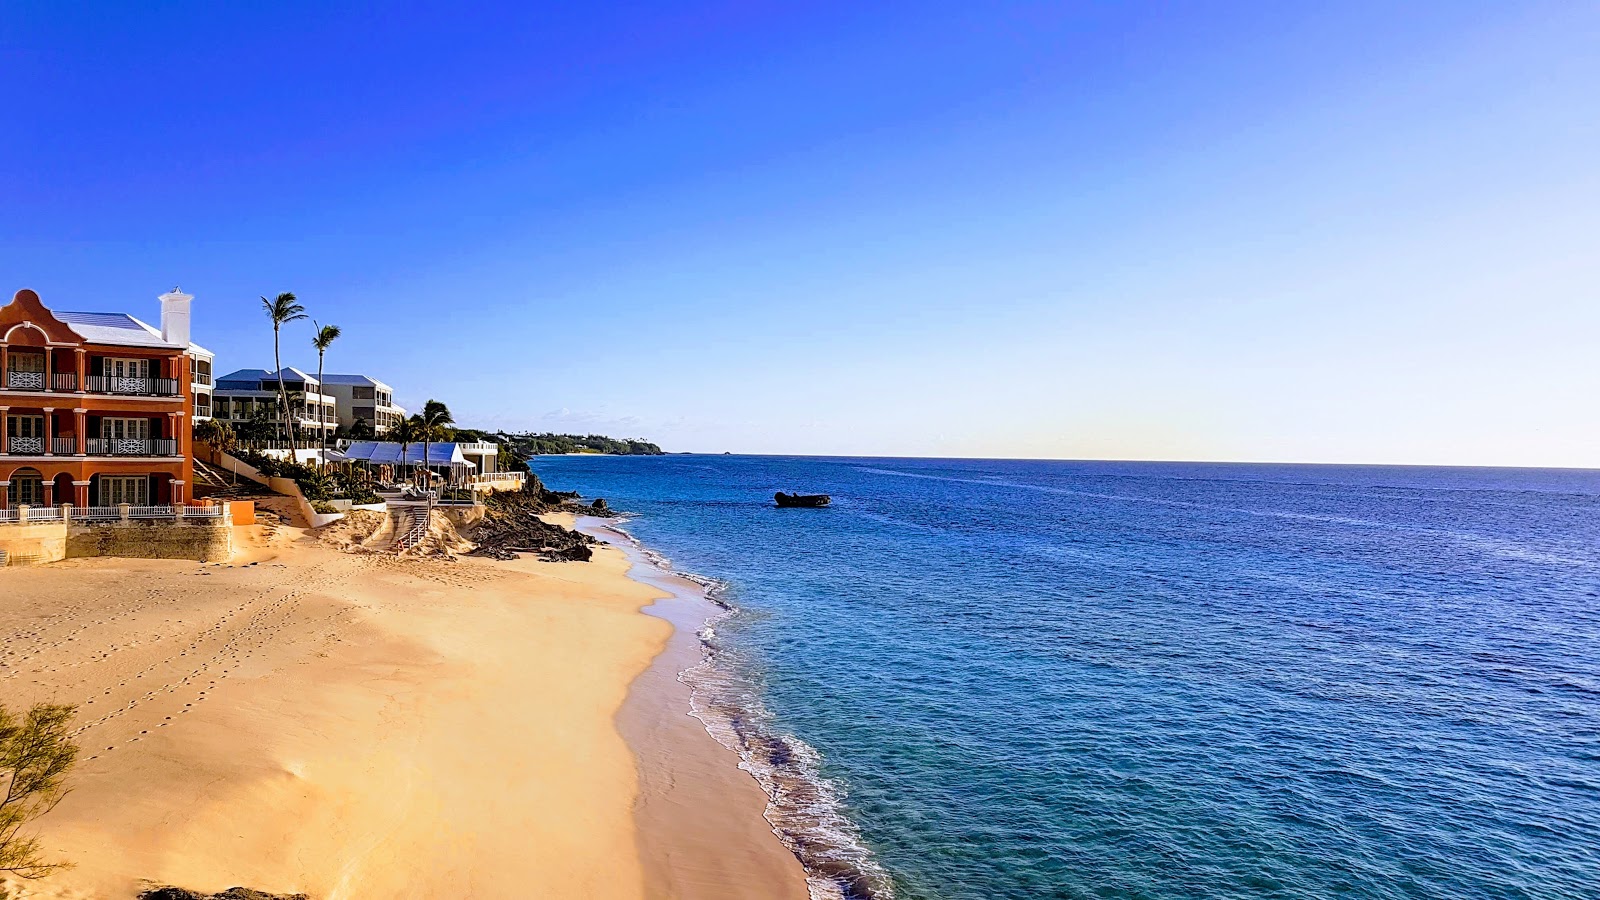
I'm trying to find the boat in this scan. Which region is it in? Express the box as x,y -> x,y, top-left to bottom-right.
775,492 -> 831,508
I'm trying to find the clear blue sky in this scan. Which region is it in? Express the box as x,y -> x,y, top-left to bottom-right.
2,2 -> 1596,465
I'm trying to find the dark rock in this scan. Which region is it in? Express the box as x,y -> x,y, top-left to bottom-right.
590,498 -> 608,512
549,542 -> 594,562
467,489 -> 600,562
140,888 -> 309,900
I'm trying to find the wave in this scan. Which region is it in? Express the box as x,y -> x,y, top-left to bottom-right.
586,518 -> 895,900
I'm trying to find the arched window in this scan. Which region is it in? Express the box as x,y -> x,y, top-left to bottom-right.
8,467 -> 43,506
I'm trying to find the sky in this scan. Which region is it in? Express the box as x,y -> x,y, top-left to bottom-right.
1,2 -> 1596,465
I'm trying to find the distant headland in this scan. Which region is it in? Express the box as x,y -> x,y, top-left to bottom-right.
493,432 -> 665,457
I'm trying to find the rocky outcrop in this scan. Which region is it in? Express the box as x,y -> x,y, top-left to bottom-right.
139,888 -> 308,900
466,491 -> 600,562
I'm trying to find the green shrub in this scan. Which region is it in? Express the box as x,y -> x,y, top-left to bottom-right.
0,703 -> 78,895
310,500 -> 338,514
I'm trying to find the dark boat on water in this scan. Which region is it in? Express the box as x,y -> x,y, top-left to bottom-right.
775,492 -> 831,508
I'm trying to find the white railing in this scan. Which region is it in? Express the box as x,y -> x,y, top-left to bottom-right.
85,438 -> 180,457
395,505 -> 431,553
468,471 -> 526,487
0,505 -> 228,524
5,371 -> 45,390
6,436 -> 44,454
52,437 -> 77,455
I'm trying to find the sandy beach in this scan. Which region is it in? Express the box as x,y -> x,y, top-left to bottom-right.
0,516 -> 807,899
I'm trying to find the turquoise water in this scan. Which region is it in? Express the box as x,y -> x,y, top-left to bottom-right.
533,455 -> 1600,900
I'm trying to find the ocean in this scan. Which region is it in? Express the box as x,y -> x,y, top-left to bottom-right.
531,455 -> 1600,900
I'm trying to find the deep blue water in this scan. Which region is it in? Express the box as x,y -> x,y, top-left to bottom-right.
532,455 -> 1600,900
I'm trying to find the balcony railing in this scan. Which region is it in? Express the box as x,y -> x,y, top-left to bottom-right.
192,372 -> 212,385
4,371 -> 45,390
85,375 -> 181,397
53,373 -> 79,391
85,438 -> 179,457
467,471 -> 526,487
7,436 -> 44,455
52,437 -> 77,455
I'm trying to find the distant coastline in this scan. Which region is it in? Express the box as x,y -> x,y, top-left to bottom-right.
492,431 -> 664,459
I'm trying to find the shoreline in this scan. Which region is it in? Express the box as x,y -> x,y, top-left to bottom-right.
579,516 -> 890,900
578,517 -> 810,899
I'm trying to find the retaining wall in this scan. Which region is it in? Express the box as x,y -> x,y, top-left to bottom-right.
66,520 -> 233,562
1,517 -> 232,565
0,521 -> 69,566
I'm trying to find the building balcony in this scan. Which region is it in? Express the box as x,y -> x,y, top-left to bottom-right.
85,375 -> 181,397
84,437 -> 180,457
1,373 -> 186,396
1,372 -> 79,392
2,371 -> 46,391
0,436 -> 83,456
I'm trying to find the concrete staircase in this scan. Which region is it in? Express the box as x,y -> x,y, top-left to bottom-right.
192,456 -> 270,500
391,504 -> 431,554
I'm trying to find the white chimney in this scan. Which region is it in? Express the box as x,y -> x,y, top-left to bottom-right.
159,286 -> 193,347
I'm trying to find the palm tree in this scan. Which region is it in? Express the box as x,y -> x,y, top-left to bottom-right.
261,292 -> 307,452
311,322 -> 341,468
418,400 -> 454,491
391,415 -> 419,487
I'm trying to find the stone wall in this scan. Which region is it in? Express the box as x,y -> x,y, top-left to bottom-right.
0,521 -> 70,565
65,520 -> 232,562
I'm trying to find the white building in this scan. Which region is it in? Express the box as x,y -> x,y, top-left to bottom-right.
317,374 -> 407,434
457,440 -> 500,475
213,367 -> 337,439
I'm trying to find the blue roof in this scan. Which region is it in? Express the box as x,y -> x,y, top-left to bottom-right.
340,441 -> 468,466
217,367 -> 318,389
319,373 -> 385,386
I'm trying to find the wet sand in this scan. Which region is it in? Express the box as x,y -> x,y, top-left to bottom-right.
592,520 -> 810,900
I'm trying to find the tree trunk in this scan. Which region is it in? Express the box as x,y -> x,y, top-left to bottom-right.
275,325 -> 296,454
316,352 -> 325,470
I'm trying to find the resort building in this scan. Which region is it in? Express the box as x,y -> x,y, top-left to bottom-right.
457,440 -> 500,475
214,368 -> 338,439
0,288 -> 196,508
318,373 -> 407,434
